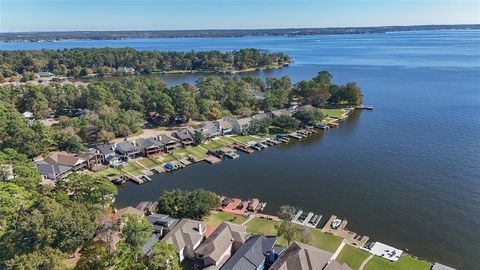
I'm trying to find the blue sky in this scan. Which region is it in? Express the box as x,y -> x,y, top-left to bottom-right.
1,0 -> 479,32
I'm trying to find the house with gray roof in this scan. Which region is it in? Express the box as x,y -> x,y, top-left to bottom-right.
220,235 -> 277,270
146,213 -> 179,236
219,120 -> 233,135
227,117 -> 253,135
115,141 -> 141,159
158,135 -> 180,153
174,128 -> 194,147
35,160 -> 72,181
269,242 -> 352,270
194,222 -> 247,269
163,219 -> 206,262
137,137 -> 164,157
200,121 -> 222,138
142,233 -> 161,256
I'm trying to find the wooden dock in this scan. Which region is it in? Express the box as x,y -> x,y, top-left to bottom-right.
205,155 -> 221,164
322,215 -> 369,247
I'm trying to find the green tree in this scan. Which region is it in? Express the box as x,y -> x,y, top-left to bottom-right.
293,108 -> 324,125
56,173 -> 117,205
158,189 -> 220,219
121,214 -> 153,250
4,247 -> 66,270
147,242 -> 181,270
75,243 -> 111,270
272,115 -> 301,131
275,220 -> 303,245
193,130 -> 205,145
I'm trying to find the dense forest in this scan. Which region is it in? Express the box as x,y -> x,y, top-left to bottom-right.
1,24 -> 478,42
0,48 -> 291,80
0,71 -> 362,158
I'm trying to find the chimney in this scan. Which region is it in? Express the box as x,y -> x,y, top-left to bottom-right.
198,223 -> 204,234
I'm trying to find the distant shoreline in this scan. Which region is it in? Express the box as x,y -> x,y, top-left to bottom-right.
1,24 -> 479,43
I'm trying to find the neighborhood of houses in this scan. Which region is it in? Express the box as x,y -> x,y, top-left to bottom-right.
33,105 -> 345,183
99,196 -> 456,270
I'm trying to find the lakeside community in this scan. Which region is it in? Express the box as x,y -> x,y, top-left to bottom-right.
0,63 -> 456,269
29,102 -> 456,270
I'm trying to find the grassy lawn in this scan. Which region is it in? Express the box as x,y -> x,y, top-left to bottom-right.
94,167 -> 121,178
336,244 -> 371,270
204,212 -> 247,228
162,154 -> 177,163
320,108 -> 345,118
121,163 -> 143,176
246,218 -> 341,252
365,255 -> 432,270
308,229 -> 342,253
137,157 -> 160,168
203,139 -> 231,151
247,218 -> 280,236
173,146 -> 208,160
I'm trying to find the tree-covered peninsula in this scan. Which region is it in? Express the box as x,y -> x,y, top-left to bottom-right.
0,48 -> 291,80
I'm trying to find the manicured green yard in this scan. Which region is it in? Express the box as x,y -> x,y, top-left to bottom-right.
336,244 -> 371,270
137,157 -> 160,168
94,167 -> 121,178
230,135 -> 253,143
173,146 -> 208,160
204,212 -> 247,228
203,139 -> 231,151
246,218 -> 341,251
320,108 -> 345,117
121,163 -> 143,176
307,229 -> 342,253
246,218 -> 280,236
364,255 -> 432,270
162,154 -> 177,163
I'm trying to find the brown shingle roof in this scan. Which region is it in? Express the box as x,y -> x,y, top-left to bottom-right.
44,152 -> 85,167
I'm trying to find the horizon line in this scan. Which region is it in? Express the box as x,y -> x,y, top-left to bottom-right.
2,23 -> 480,34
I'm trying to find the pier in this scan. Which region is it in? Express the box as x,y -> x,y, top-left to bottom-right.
291,210 -> 322,228
322,215 -> 369,247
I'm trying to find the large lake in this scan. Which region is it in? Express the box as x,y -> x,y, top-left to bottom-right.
3,31 -> 479,269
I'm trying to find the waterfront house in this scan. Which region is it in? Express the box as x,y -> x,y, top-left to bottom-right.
35,160 -> 71,181
76,149 -> 104,170
269,242 -> 351,270
163,219 -> 206,262
146,213 -> 179,236
159,135 -> 180,153
117,66 -> 135,74
220,120 -> 233,135
174,128 -> 194,147
105,155 -> 122,167
200,121 -> 222,138
97,144 -> 116,159
194,222 -> 247,269
228,117 -> 253,135
115,141 -> 141,159
44,151 -> 87,170
37,71 -> 53,78
137,137 -> 164,157
220,235 -> 278,270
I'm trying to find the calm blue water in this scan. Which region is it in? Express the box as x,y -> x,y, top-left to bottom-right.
3,31 -> 479,269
